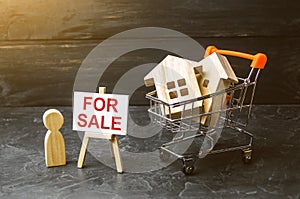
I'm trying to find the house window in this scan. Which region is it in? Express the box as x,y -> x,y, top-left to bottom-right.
203,79 -> 209,88
180,88 -> 189,96
169,91 -> 178,99
167,81 -> 176,89
167,78 -> 189,99
177,78 -> 186,87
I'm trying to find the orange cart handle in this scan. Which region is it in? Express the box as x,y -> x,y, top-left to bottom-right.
204,46 -> 267,69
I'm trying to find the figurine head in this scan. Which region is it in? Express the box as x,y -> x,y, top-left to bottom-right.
43,109 -> 64,131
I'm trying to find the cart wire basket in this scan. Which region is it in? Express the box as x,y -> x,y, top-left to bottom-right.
146,46 -> 267,175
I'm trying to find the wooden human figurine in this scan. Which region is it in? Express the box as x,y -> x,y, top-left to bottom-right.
43,109 -> 66,167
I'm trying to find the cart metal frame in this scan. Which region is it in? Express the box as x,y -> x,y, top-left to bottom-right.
146,46 -> 267,174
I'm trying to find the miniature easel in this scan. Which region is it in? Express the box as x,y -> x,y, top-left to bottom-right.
43,109 -> 66,167
77,87 -> 123,173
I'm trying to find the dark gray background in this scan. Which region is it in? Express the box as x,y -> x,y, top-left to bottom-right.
0,0 -> 299,106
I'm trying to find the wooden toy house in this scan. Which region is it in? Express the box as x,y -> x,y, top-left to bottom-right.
144,55 -> 202,115
196,52 -> 238,125
144,52 -> 238,124
196,52 -> 238,96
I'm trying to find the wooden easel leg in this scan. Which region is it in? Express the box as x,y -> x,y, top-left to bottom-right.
109,142 -> 115,158
77,134 -> 89,168
110,135 -> 123,173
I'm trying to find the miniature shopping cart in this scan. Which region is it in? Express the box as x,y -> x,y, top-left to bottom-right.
146,46 -> 267,175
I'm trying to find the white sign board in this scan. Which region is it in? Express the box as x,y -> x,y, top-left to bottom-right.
73,91 -> 129,135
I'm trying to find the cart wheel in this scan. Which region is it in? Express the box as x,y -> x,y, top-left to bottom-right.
181,156 -> 196,175
242,149 -> 252,164
159,149 -> 170,162
182,165 -> 194,175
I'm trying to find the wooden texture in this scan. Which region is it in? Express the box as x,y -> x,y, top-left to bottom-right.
197,53 -> 238,125
144,52 -> 238,125
0,0 -> 299,40
144,55 -> 202,115
77,135 -> 89,168
43,109 -> 66,167
0,1 -> 299,105
77,87 -> 123,173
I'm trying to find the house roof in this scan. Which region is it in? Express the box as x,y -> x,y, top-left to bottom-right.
199,52 -> 238,83
144,55 -> 199,87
